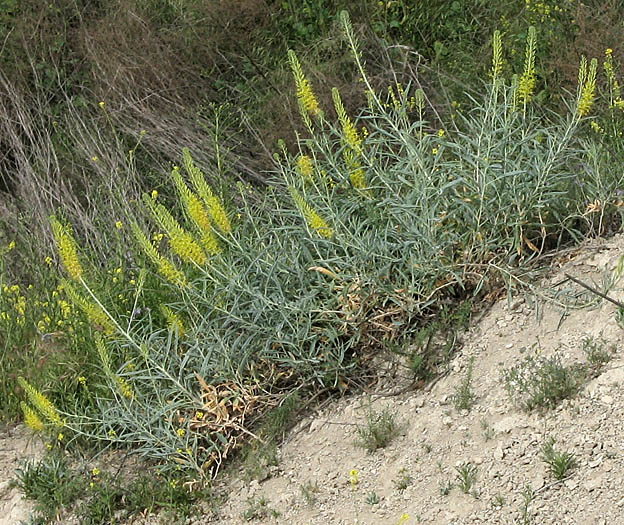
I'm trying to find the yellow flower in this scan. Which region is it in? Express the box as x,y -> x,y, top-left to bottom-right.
116,377 -> 134,399
45,256 -> 53,266
92,467 -> 100,476
288,50 -> 322,118
98,101 -> 105,109
50,216 -> 83,281
160,305 -> 185,338
171,165 -> 221,254
437,129 -> 445,138
517,26 -> 537,105
63,281 -> 115,334
289,187 -> 333,238
182,149 -> 231,234
115,221 -> 123,229
195,411 -> 204,420
491,30 -> 503,81
349,469 -> 359,487
176,428 -> 186,437
7,241 -> 15,251
578,57 -> 598,117
432,147 -> 439,155
151,189 -> 158,200
18,377 -> 63,427
333,88 -> 362,154
57,432 -> 64,441
21,402 -> 45,433
296,155 -> 314,181
398,513 -> 410,525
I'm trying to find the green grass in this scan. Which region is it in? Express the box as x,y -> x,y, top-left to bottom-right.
14,452 -> 211,524
356,405 -> 401,453
542,436 -> 578,480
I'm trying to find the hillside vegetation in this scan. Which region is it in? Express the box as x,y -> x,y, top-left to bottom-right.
1,1 -> 624,522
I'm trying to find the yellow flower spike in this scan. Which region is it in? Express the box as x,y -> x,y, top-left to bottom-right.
50,216 -> 83,281
296,155 -> 315,181
491,30 -> 504,82
603,49 -> 621,107
170,166 -> 220,255
517,26 -> 537,105
160,305 -> 185,338
289,187 -> 334,239
182,148 -> 231,234
577,57 -> 598,117
63,281 -> 115,334
142,194 -> 207,266
21,402 -> 45,433
115,376 -> 134,400
332,88 -> 363,154
288,49 -> 322,119
18,377 -> 63,427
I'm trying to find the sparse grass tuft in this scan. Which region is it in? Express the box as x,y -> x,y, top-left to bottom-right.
542,436 -> 577,480
242,496 -> 280,521
455,462 -> 478,494
356,406 -> 400,453
452,357 -> 477,411
300,479 -> 320,506
393,467 -> 413,491
582,335 -> 614,371
502,353 -> 583,411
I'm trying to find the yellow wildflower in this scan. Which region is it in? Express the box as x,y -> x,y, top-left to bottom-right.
18,377 -> 63,427
160,305 -> 185,338
288,50 -> 322,118
491,30 -> 503,82
578,57 -> 598,117
182,148 -> 231,234
349,469 -> 359,487
63,281 -> 115,334
332,88 -> 362,154
21,402 -> 45,433
171,166 -> 220,254
115,221 -> 123,229
176,428 -> 186,437
50,216 -> 83,281
296,155 -> 314,181
517,26 -> 537,105
289,187 -> 334,239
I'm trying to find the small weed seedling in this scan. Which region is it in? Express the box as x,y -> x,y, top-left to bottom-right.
439,480 -> 453,496
491,493 -> 505,508
453,357 -> 477,411
242,496 -> 280,521
518,485 -> 535,525
455,462 -> 478,494
393,467 -> 413,491
366,491 -> 380,505
480,418 -> 494,441
356,406 -> 400,452
300,480 -> 319,506
542,437 -> 577,480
